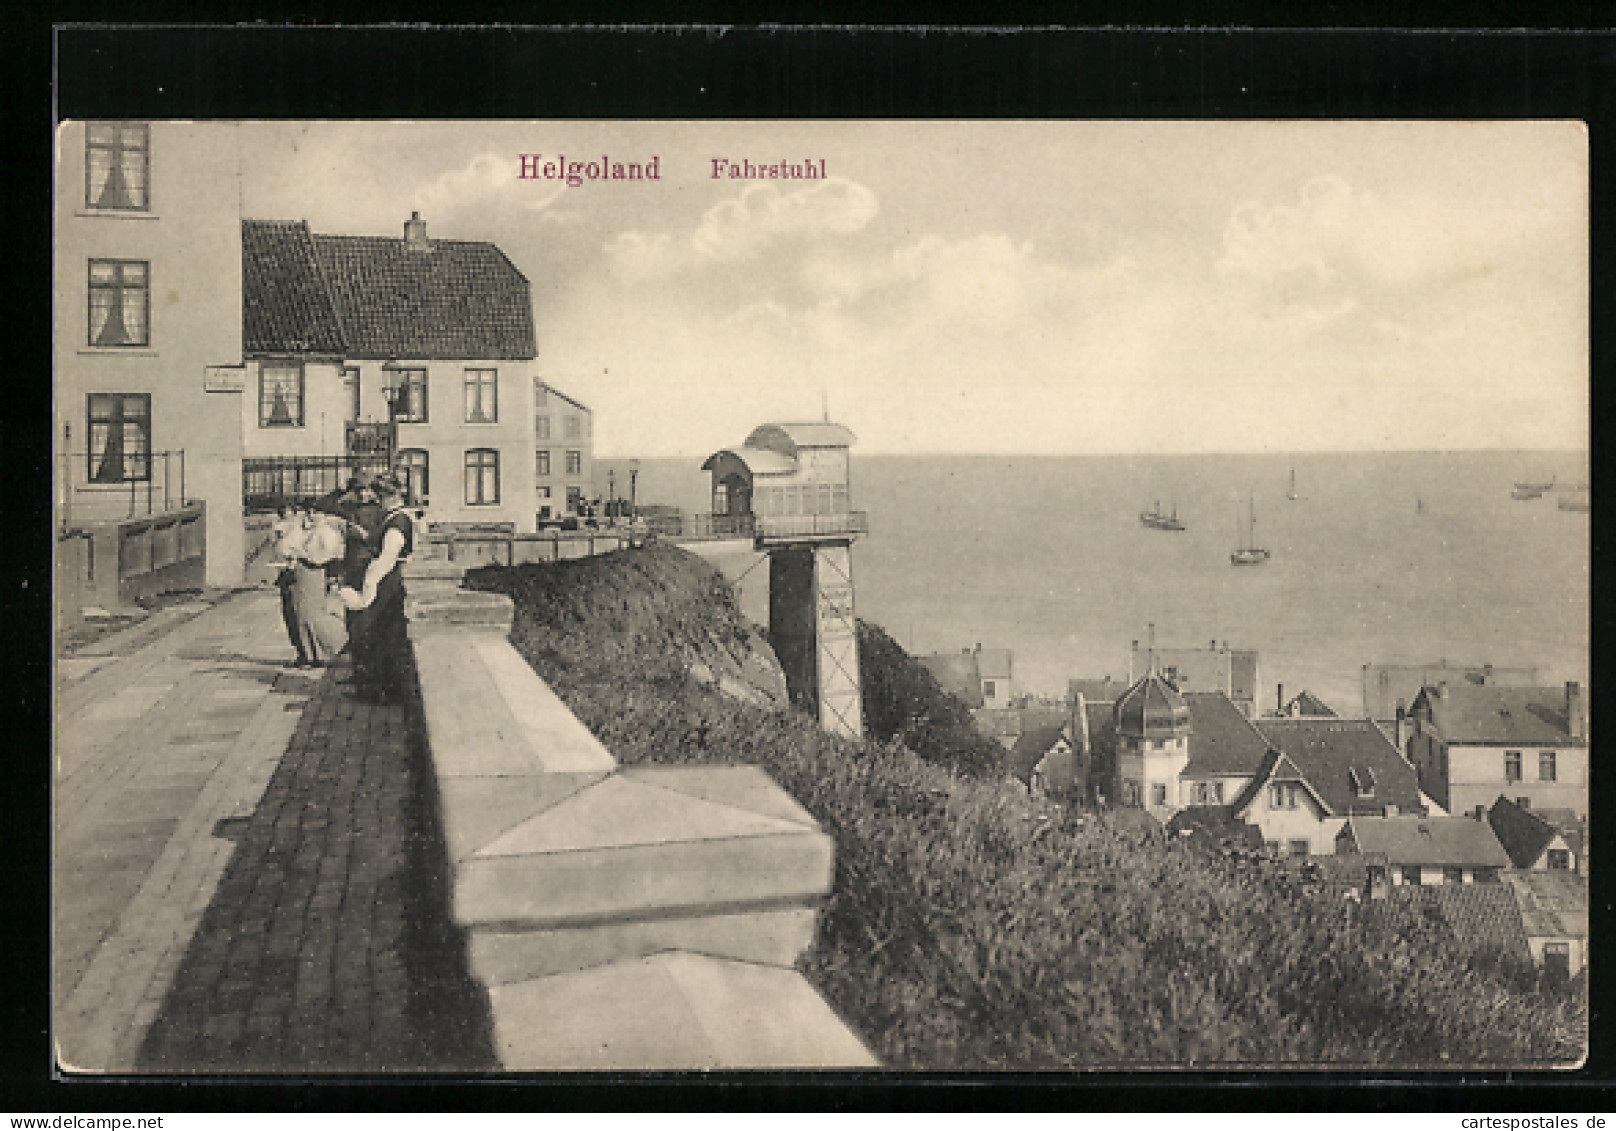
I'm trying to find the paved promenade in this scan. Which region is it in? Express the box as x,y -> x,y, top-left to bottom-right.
55,586 -> 490,1073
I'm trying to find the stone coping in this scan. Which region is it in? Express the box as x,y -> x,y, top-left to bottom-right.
407,586 -> 877,1069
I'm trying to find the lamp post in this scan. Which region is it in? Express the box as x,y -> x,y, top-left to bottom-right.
629,460 -> 640,523
608,468 -> 617,524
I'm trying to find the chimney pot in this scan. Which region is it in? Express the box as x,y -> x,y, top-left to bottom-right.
404,211 -> 430,252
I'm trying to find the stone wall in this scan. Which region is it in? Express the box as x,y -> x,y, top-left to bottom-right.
405,581 -> 876,1070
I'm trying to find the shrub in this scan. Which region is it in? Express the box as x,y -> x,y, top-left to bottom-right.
857,620 -> 1006,778
468,546 -> 1587,1069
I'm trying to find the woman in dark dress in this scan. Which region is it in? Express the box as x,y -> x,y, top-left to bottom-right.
335,473 -> 415,704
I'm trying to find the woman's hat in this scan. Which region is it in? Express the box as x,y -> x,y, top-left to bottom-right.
299,516 -> 348,565
371,471 -> 405,497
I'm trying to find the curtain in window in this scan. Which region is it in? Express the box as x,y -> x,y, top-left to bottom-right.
88,394 -> 150,482
86,124 -> 148,210
89,261 -> 148,347
260,366 -> 301,426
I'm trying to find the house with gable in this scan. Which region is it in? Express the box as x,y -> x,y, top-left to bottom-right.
1228,718 -> 1425,857
1503,871 -> 1588,976
1336,814 -> 1511,887
240,212 -> 541,531
1487,796 -> 1582,873
1176,691 -> 1274,808
1402,681 -> 1588,818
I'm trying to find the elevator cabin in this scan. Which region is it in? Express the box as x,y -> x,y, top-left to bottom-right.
701,423 -> 866,738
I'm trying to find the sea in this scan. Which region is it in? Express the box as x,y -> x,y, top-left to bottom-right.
601,450 -> 1590,718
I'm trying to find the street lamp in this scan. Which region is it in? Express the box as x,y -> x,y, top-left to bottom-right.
607,469 -> 617,524
628,459 -> 640,522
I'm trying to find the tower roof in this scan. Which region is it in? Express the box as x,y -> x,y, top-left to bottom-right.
1114,672 -> 1190,738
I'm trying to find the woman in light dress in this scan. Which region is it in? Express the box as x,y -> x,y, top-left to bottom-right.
272,504 -> 349,666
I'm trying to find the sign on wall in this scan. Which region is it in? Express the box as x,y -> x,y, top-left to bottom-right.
204,365 -> 246,393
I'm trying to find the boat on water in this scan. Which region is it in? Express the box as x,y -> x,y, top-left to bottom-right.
1558,492 -> 1589,513
1139,500 -> 1186,531
1231,495 -> 1270,566
1512,473 -> 1555,500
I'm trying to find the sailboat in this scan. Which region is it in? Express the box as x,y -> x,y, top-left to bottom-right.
1230,495 -> 1270,566
1139,500 -> 1186,531
1286,468 -> 1298,501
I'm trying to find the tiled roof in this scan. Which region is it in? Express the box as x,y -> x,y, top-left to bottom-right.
1115,672 -> 1190,738
1008,722 -> 1069,784
918,653 -> 982,709
1068,678 -> 1130,704
1362,662 -> 1540,721
1387,884 -> 1532,961
1286,690 -> 1338,717
1413,684 -> 1580,745
312,232 -> 535,360
1181,692 -> 1273,777
1487,796 -> 1560,869
1341,816 -> 1511,868
1504,871 -> 1588,939
1252,718 -> 1425,816
242,220 -> 346,356
243,218 -> 536,360
976,648 -> 1014,681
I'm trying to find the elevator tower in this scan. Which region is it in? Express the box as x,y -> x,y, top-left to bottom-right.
702,423 -> 869,738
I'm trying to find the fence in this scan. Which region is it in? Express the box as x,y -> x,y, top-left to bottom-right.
59,449 -> 189,529
242,455 -> 392,512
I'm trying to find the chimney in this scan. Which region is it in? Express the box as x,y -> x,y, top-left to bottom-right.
1277,683 -> 1285,715
404,211 -> 430,253
1566,681 -> 1585,740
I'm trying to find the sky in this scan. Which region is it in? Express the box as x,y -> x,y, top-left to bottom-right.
238,120 -> 1588,459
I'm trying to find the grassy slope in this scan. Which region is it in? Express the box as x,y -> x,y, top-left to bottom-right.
465,546 -> 1586,1070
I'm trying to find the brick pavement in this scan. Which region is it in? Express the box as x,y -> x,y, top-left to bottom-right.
136,655 -> 496,1073
55,588 -> 322,1071
56,584 -> 494,1074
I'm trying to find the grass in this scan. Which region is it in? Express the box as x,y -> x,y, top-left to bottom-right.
465,545 -> 1588,1069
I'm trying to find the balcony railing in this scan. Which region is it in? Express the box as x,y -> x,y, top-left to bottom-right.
58,449 -> 189,529
683,513 -> 757,540
242,454 -> 392,513
754,511 -> 869,541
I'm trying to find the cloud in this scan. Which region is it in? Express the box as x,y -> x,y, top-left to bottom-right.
692,177 -> 878,260
411,150 -> 566,219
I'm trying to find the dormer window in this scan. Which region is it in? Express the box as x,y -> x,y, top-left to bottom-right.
1349,766 -> 1376,799
86,122 -> 149,211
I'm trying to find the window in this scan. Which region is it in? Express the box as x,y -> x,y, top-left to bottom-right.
1401,865 -> 1423,886
396,449 -> 428,505
1289,840 -> 1310,858
536,450 -> 552,477
536,415 -> 551,440
1151,783 -> 1168,807
1539,750 -> 1557,782
1193,782 -> 1223,805
1547,849 -> 1571,871
1504,750 -> 1522,783
1269,783 -> 1299,810
259,363 -> 305,427
1474,867 -> 1501,884
1442,866 -> 1465,885
534,380 -> 548,407
342,366 -> 361,421
566,449 -> 582,476
1265,841 -> 1281,855
88,260 -> 149,347
87,394 -> 150,483
566,485 -> 583,513
713,483 -> 729,513
464,368 -> 498,423
389,368 -> 428,423
1350,766 -> 1376,798
464,449 -> 500,505
982,680 -> 997,699
85,122 -> 149,210
565,415 -> 582,439
1543,942 -> 1571,979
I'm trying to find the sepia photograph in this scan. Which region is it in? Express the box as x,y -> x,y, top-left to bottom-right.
53,114 -> 1589,1074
